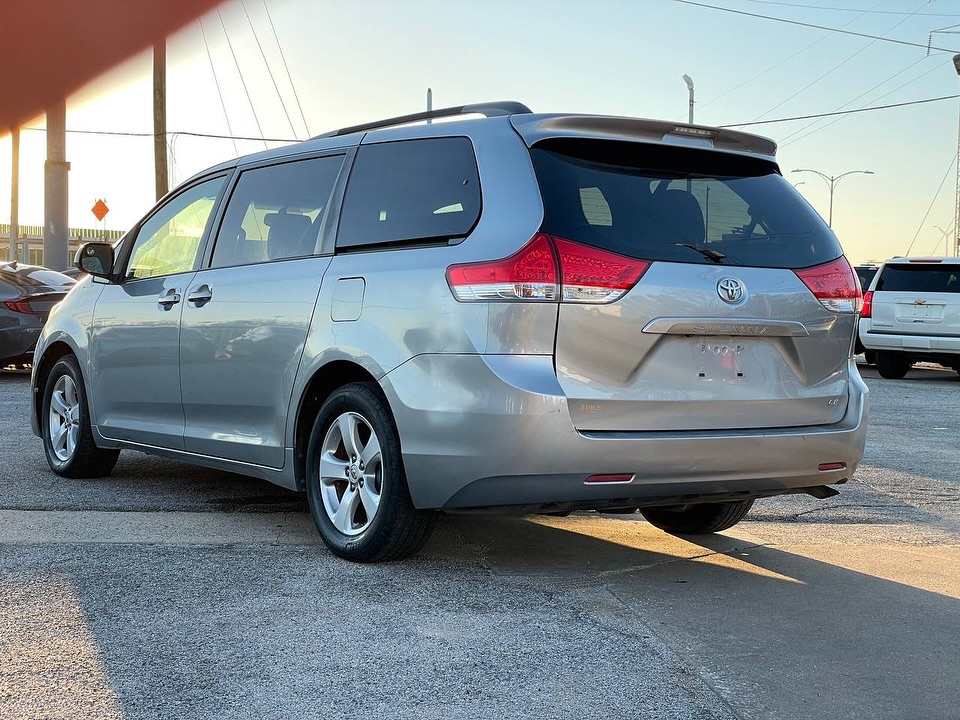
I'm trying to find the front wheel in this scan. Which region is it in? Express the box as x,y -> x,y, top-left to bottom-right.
41,355 -> 120,478
876,351 -> 911,379
640,499 -> 754,535
306,382 -> 435,562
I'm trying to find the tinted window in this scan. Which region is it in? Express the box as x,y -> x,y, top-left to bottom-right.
855,265 -> 878,291
337,138 -> 481,249
876,264 -> 960,293
126,177 -> 225,279
531,139 -> 842,269
211,155 -> 344,268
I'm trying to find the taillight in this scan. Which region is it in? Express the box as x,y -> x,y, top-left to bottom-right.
794,256 -> 861,313
861,290 -> 873,318
445,233 -> 557,301
446,234 -> 649,304
553,238 -> 650,303
3,299 -> 43,316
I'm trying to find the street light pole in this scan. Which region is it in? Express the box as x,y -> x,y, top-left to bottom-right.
682,74 -> 694,124
791,168 -> 874,228
953,54 -> 960,257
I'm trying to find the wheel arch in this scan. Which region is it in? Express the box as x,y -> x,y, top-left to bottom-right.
32,339 -> 80,436
292,360 -> 383,491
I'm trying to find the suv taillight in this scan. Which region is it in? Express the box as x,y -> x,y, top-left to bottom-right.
861,290 -> 873,318
446,234 -> 649,304
794,256 -> 862,313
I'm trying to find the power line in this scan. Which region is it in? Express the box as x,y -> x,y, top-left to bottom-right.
674,0 -> 960,53
750,1 -> 927,122
19,126 -> 299,143
239,0 -> 298,140
904,154 -> 956,256
780,56 -> 951,147
216,7 -> 268,150
198,18 -> 240,157
262,0 -> 311,137
693,2 -> 873,116
744,0 -> 960,17
720,93 -> 960,128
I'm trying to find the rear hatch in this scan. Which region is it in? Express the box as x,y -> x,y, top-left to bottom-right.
528,137 -> 859,432
867,261 -> 960,338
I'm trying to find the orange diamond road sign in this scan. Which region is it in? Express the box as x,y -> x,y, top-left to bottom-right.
92,199 -> 109,221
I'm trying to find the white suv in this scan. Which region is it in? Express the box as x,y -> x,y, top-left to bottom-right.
860,257 -> 960,378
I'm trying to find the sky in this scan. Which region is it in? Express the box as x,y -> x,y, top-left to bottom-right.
3,0 -> 960,264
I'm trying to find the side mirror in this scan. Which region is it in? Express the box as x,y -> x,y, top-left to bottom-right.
75,242 -> 115,279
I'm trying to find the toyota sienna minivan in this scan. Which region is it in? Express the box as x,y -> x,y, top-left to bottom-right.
31,102 -> 868,561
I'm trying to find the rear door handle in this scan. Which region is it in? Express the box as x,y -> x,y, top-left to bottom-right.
186,284 -> 213,305
157,289 -> 181,307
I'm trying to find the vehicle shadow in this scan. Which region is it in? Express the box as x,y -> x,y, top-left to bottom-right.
434,512 -> 960,720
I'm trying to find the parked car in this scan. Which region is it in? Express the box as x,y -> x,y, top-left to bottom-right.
859,256 -> 960,379
0,262 -> 74,368
853,264 -> 879,362
30,102 -> 868,561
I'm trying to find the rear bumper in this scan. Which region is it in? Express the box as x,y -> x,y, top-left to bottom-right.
859,320 -> 960,354
0,325 -> 41,364
380,354 -> 869,510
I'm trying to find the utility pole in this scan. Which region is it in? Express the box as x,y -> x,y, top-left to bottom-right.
43,101 -> 69,270
426,87 -> 432,124
682,74 -> 694,124
154,40 -> 168,201
9,128 -> 18,263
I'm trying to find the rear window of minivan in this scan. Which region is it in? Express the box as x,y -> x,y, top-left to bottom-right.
876,264 -> 960,293
531,139 -> 842,270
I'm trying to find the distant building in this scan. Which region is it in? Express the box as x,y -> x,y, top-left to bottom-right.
0,224 -> 126,265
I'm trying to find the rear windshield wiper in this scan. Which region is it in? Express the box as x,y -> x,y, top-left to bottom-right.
673,243 -> 739,265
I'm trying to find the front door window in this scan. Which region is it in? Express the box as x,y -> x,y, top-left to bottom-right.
125,177 -> 225,280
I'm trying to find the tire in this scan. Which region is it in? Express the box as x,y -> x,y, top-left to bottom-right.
640,499 -> 754,535
41,355 -> 120,478
863,350 -> 876,366
876,351 -> 911,380
305,382 -> 435,562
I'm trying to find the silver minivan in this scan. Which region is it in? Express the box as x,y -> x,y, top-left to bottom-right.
31,102 -> 868,561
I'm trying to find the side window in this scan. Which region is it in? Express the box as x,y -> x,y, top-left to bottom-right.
126,177 -> 225,280
211,155 -> 345,268
337,137 -> 481,249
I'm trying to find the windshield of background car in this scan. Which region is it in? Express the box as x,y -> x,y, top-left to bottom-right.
876,264 -> 960,293
530,139 -> 842,269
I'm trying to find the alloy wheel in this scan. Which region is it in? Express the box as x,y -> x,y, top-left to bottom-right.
318,411 -> 383,536
48,374 -> 80,462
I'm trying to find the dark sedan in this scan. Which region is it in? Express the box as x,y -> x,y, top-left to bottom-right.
0,262 -> 75,367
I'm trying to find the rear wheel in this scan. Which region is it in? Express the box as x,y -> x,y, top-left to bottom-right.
305,382 -> 435,562
41,355 -> 120,478
863,350 -> 877,366
640,499 -> 754,535
876,351 -> 911,379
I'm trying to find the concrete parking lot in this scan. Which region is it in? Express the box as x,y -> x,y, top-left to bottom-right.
1,364 -> 958,719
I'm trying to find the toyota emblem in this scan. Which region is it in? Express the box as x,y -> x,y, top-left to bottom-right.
717,277 -> 746,304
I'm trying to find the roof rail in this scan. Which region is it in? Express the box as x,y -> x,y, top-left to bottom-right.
312,101 -> 533,139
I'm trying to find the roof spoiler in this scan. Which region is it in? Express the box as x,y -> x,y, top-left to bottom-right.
510,115 -> 778,158
313,101 -> 533,139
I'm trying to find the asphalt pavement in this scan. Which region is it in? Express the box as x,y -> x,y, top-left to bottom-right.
1,363 -> 958,719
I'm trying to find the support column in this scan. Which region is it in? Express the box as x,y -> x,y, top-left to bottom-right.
43,101 -> 69,270
9,128 -> 18,263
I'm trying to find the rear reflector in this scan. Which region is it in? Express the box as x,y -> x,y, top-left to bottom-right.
585,474 -> 635,484
794,256 -> 861,313
447,234 -> 649,304
861,290 -> 873,318
818,462 -> 846,472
